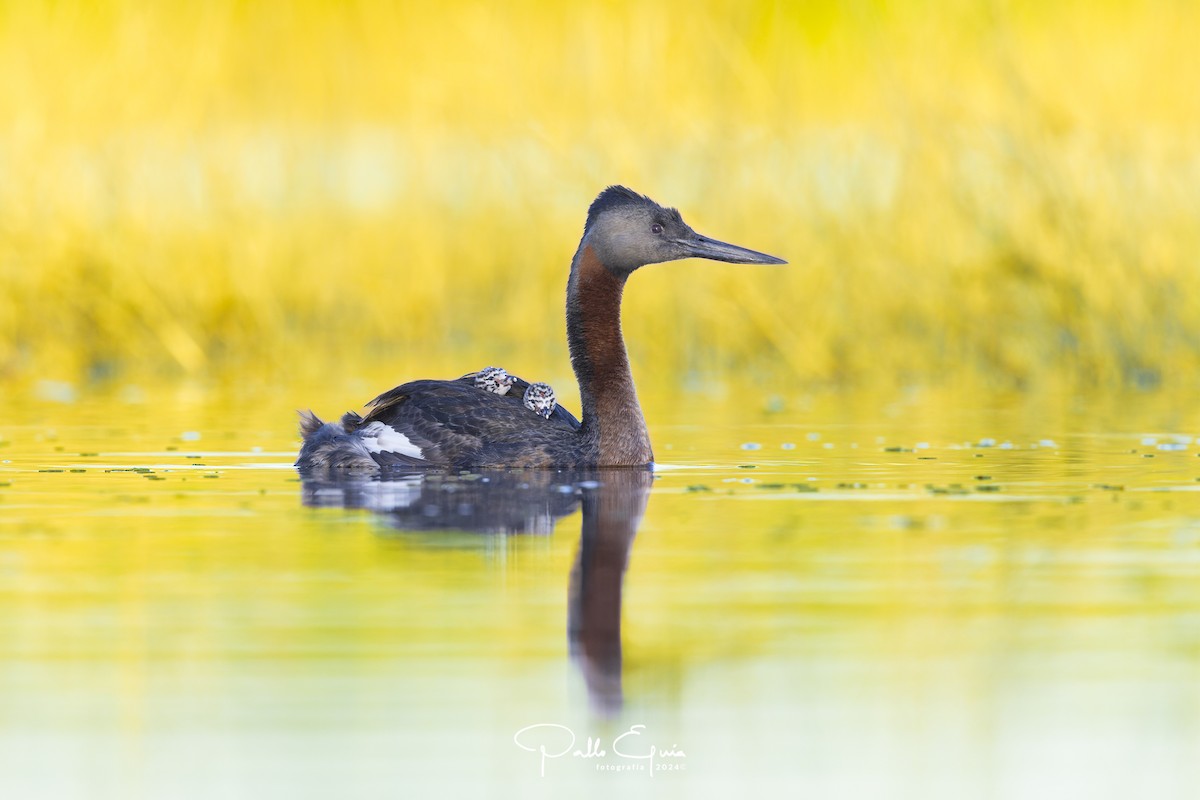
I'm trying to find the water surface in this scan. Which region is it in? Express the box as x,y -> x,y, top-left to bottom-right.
2,389 -> 1199,798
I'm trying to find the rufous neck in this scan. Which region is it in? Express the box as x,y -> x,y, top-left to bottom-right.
566,243 -> 652,465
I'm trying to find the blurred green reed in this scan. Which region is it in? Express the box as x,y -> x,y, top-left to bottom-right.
0,1 -> 1197,393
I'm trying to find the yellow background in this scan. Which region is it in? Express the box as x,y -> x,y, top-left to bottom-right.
1,0 -> 1197,395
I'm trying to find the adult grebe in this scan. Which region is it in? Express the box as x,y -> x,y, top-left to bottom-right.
296,186 -> 784,470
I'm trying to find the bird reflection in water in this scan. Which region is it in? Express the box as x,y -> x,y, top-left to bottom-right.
300,467 -> 653,713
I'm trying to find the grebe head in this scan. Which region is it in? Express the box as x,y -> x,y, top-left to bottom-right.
582,185 -> 787,275
523,382 -> 557,419
475,366 -> 515,396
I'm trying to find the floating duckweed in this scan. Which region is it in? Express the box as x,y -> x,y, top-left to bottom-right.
884,446 -> 912,453
69,469 -> 86,473
38,469 -> 64,473
79,452 -> 98,457
738,464 -> 757,469
976,485 -> 1001,492
758,483 -> 786,490
686,485 -> 711,492
975,475 -> 992,480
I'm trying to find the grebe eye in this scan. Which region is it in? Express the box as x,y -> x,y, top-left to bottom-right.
651,223 -> 663,234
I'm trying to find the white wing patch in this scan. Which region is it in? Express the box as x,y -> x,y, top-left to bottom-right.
359,421 -> 424,460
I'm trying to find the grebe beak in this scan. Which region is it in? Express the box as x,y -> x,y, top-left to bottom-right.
680,233 -> 786,265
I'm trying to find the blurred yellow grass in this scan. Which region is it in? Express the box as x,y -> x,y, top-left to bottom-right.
1,1 -> 1198,393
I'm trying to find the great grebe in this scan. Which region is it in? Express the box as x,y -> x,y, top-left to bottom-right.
296,186 -> 784,469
